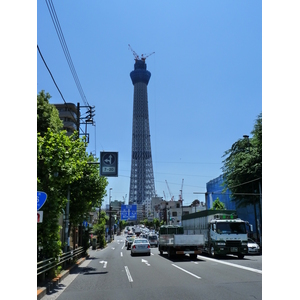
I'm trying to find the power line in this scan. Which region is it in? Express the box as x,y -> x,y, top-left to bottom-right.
37,44 -> 84,135
45,0 -> 89,107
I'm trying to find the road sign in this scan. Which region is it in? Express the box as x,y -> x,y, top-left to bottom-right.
37,191 -> 47,210
37,211 -> 43,223
100,151 -> 118,177
121,204 -> 137,221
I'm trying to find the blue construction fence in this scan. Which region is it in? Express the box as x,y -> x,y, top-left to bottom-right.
206,174 -> 261,242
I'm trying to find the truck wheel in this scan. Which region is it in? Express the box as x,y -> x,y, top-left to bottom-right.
238,254 -> 244,259
210,246 -> 216,258
190,254 -> 197,260
159,246 -> 163,255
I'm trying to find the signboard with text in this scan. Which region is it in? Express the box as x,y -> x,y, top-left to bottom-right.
100,152 -> 118,177
121,204 -> 137,221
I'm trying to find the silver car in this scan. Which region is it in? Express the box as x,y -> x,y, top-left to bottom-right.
247,238 -> 260,255
131,238 -> 151,256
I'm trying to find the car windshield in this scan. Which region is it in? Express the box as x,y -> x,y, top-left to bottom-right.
134,239 -> 148,244
248,238 -> 255,243
216,222 -> 247,234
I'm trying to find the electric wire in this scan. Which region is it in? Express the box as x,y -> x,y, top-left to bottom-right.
45,0 -> 89,107
37,44 -> 84,134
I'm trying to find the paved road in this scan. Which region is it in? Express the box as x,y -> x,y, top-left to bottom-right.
42,236 -> 262,300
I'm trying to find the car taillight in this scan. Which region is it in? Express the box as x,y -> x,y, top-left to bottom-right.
147,245 -> 150,248
132,245 -> 136,249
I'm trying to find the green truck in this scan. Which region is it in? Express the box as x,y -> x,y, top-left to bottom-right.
182,210 -> 252,259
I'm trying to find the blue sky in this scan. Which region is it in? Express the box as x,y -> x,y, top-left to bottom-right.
37,1 -> 262,208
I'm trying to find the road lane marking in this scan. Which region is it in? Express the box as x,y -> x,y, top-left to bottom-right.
121,252 -> 123,257
99,260 -> 107,268
141,259 -> 150,266
125,266 -> 133,282
197,255 -> 262,274
172,264 -> 201,279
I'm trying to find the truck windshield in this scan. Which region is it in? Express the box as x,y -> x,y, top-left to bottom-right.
216,222 -> 246,234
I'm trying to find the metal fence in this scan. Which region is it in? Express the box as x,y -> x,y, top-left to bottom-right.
37,247 -> 86,278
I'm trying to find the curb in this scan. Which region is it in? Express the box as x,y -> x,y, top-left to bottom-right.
37,255 -> 89,300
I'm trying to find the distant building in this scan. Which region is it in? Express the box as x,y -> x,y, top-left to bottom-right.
151,197 -> 206,225
54,103 -> 78,136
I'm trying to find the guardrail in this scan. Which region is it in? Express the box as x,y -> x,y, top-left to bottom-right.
37,247 -> 86,280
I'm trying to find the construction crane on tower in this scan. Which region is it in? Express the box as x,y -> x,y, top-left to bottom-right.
128,44 -> 155,61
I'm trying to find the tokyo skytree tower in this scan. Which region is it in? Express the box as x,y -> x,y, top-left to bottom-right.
128,46 -> 155,205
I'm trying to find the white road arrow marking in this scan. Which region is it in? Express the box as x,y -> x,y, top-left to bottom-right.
99,261 -> 107,268
141,259 -> 150,266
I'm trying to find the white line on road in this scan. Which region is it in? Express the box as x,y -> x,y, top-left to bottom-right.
197,255 -> 262,274
99,260 -> 107,268
125,266 -> 133,282
172,264 -> 201,279
141,259 -> 150,266
121,252 -> 123,257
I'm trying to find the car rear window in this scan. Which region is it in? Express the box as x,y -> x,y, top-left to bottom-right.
148,236 -> 157,240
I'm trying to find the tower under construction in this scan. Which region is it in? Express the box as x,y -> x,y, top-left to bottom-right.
128,50 -> 155,207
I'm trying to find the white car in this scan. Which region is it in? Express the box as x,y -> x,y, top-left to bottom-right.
131,238 -> 151,256
247,238 -> 260,255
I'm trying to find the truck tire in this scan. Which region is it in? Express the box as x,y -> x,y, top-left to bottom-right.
190,254 -> 197,260
237,254 -> 244,259
210,245 -> 216,258
159,246 -> 163,256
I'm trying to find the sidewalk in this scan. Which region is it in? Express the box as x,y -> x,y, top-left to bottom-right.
37,236 -> 116,300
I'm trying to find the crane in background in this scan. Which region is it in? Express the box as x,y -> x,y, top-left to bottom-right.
165,180 -> 174,201
163,191 -> 167,200
179,179 -> 184,203
123,194 -> 127,204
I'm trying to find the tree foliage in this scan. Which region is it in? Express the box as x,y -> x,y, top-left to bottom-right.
221,113 -> 262,208
211,197 -> 226,210
37,91 -> 108,259
37,90 -> 63,135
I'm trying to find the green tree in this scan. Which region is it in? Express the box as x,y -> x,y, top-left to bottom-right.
37,129 -> 83,258
93,210 -> 108,248
37,90 -> 63,135
211,197 -> 226,210
221,113 -> 262,240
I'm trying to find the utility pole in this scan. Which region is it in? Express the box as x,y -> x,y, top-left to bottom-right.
109,188 -> 113,242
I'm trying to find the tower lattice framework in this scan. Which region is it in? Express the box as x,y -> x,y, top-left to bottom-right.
129,59 -> 155,205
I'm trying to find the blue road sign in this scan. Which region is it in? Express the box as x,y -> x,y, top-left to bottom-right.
121,204 -> 137,221
37,191 -> 47,211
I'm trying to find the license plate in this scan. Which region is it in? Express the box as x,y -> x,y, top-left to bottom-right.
231,247 -> 238,252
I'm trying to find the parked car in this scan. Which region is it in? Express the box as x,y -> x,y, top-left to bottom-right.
126,236 -> 136,250
131,238 -> 151,256
247,238 -> 260,254
148,234 -> 158,247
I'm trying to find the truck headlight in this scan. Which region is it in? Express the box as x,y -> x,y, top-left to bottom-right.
242,242 -> 247,246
